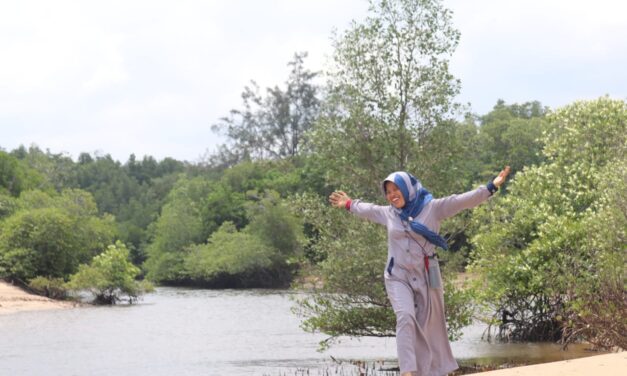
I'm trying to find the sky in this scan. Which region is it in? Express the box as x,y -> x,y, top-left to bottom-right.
1,0 -> 626,163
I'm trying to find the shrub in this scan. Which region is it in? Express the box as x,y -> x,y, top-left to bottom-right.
67,241 -> 154,304
28,276 -> 69,299
469,97 -> 626,348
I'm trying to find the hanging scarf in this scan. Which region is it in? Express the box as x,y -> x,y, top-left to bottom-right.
382,171 -> 449,250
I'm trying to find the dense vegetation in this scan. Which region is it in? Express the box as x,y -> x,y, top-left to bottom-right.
469,98 -> 626,349
1,0 -> 623,349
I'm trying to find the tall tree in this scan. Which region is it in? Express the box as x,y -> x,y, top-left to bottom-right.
143,176 -> 211,283
0,151 -> 45,196
310,0 -> 461,197
14,146 -> 76,192
211,52 -> 320,165
297,0 -> 468,348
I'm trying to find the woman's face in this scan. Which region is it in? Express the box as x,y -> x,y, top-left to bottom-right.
385,181 -> 406,209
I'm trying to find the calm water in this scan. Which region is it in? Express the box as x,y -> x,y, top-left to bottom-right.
0,288 -> 596,376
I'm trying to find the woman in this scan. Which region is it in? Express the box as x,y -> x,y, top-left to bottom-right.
329,167 -> 510,376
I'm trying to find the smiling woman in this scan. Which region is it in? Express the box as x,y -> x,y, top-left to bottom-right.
329,167 -> 510,376
384,181 -> 406,208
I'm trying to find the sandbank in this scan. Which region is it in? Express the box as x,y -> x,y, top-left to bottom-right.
0,280 -> 77,315
476,352 -> 625,375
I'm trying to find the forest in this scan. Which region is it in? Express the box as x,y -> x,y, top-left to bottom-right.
1,0 -> 624,351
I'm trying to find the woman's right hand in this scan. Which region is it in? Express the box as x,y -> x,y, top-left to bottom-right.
329,191 -> 351,209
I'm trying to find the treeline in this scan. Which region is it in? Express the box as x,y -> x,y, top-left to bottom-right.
1,0 -> 624,350
0,101 -> 547,290
0,147 -> 313,288
0,98 -> 548,292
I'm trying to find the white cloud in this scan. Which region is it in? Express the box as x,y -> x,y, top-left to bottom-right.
1,0 -> 625,161
82,33 -> 129,92
447,0 -> 627,113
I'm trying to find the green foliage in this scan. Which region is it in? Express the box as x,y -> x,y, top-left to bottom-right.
124,154 -> 185,185
203,181 -> 247,234
0,189 -> 115,281
3,144 -> 312,290
183,222 -> 278,287
0,151 -> 23,196
433,100 -> 549,267
74,154 -> 139,215
245,191 -> 305,258
310,0 -> 461,196
0,151 -> 45,196
469,97 -> 626,347
443,278 -> 475,340
296,0 -> 476,347
555,164 -> 626,349
67,241 -> 154,304
211,52 -> 320,165
118,173 -> 181,264
28,276 -> 69,299
144,176 -> 210,283
72,152 -> 184,262
0,193 -> 18,219
475,100 -> 548,181
181,191 -> 304,288
416,120 -> 482,196
292,193 -> 394,349
143,160 -> 309,286
0,208 -> 103,280
12,145 -> 75,192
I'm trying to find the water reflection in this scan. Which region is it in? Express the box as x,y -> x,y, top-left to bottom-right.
0,287 -> 598,375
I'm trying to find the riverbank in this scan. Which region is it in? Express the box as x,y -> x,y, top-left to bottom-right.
475,352 -> 625,375
0,280 -> 77,315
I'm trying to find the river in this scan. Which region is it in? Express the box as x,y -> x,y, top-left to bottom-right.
0,287 -> 596,375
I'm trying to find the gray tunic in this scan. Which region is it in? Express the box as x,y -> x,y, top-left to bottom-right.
349,186 -> 491,375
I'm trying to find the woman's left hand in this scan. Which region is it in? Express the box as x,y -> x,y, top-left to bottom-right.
493,166 -> 511,187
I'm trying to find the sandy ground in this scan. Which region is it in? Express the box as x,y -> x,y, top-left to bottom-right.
476,352 -> 626,375
0,280 -> 77,315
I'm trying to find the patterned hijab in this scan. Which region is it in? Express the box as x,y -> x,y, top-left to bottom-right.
382,172 -> 448,250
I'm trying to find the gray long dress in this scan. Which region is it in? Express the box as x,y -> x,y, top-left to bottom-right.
349,186 -> 491,376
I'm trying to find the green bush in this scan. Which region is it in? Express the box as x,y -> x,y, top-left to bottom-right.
0,193 -> 18,219
0,208 -> 84,280
143,176 -> 210,283
67,241 -> 154,304
183,222 -> 288,287
0,189 -> 116,281
245,191 -> 305,258
469,97 -> 626,347
28,276 -> 69,299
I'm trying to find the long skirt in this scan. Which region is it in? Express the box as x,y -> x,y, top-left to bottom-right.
384,264 -> 458,376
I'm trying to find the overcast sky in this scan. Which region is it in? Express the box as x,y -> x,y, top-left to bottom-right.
1,0 -> 625,163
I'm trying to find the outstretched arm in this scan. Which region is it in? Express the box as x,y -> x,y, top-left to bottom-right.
433,166 -> 511,220
329,190 -> 388,225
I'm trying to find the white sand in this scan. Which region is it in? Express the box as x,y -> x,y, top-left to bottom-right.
476,352 -> 626,375
0,280 -> 76,315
